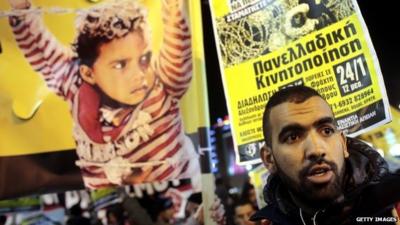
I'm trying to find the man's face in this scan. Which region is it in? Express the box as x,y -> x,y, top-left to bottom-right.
263,96 -> 348,204
80,30 -> 154,105
234,203 -> 257,225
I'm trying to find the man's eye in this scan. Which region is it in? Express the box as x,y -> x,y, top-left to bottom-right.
285,133 -> 300,144
113,61 -> 126,69
321,127 -> 335,136
139,52 -> 152,70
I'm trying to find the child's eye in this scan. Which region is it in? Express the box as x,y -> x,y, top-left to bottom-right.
139,52 -> 152,71
113,61 -> 126,70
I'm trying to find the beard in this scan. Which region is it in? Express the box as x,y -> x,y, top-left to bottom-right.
275,157 -> 345,208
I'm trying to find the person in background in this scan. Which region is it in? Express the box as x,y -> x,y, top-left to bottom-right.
0,215 -> 7,225
118,190 -> 225,225
240,179 -> 258,210
234,200 -> 261,225
181,192 -> 225,225
215,177 -> 235,225
182,192 -> 203,225
66,203 -> 91,225
153,197 -> 175,225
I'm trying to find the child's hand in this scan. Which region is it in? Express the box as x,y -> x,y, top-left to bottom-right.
8,0 -> 31,9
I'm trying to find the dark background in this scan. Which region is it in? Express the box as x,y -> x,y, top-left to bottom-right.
201,0 -> 400,124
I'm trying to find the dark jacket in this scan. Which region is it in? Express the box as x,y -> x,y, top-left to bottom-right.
251,138 -> 400,225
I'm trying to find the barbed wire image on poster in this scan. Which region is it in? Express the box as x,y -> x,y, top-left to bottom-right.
209,0 -> 391,165
1,0 -> 199,189
216,0 -> 354,67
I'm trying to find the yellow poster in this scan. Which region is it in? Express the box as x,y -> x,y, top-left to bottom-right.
0,0 -> 208,190
209,0 -> 391,165
359,107 -> 400,161
249,164 -> 269,209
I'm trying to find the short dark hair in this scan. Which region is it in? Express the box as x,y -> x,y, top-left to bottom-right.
234,198 -> 255,212
187,192 -> 202,205
106,203 -> 125,224
152,197 -> 173,218
72,1 -> 147,67
74,35 -> 110,67
0,215 -> 6,224
262,86 -> 323,147
69,203 -> 83,216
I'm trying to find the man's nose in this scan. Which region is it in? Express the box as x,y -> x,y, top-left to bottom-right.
304,130 -> 326,161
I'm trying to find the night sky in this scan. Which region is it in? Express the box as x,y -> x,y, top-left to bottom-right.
202,0 -> 400,124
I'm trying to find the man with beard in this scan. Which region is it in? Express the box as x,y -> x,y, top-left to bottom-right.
250,86 -> 400,225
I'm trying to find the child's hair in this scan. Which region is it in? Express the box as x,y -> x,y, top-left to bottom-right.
73,0 -> 149,67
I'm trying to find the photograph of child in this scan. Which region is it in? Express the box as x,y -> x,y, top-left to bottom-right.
7,0 -> 199,189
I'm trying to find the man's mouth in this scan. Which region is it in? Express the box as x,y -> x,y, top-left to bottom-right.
306,164 -> 333,184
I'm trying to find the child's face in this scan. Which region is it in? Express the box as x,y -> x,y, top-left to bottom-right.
80,30 -> 154,106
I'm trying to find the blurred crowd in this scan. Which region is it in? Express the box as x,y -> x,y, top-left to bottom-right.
79,177 -> 268,225
0,175 -> 270,225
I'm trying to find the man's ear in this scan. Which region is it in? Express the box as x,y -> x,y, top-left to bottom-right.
340,132 -> 349,158
79,65 -> 96,85
260,144 -> 276,173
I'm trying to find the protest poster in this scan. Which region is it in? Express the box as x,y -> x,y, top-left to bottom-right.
209,0 -> 391,165
0,0 -> 209,198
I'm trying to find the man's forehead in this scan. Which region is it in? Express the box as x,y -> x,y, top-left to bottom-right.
269,96 -> 334,128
